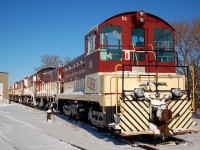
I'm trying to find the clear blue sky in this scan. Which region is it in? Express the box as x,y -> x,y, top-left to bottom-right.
0,0 -> 199,85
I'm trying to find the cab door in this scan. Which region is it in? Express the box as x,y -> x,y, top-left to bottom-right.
131,27 -> 147,72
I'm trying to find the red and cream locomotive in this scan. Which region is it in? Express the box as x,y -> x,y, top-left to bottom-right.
11,10 -> 197,139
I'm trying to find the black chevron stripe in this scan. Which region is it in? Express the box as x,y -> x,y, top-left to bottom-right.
130,101 -> 149,121
120,117 -> 133,131
136,101 -> 150,115
172,100 -> 189,117
181,95 -> 188,100
122,111 -> 140,131
141,100 -> 149,109
167,101 -> 171,107
119,124 -> 126,132
122,104 -> 146,131
169,100 -> 183,111
184,120 -> 193,129
125,102 -> 148,128
170,102 -> 191,128
180,112 -> 191,128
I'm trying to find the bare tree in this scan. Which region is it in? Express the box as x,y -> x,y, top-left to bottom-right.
171,17 -> 200,107
34,54 -> 67,72
63,56 -> 71,65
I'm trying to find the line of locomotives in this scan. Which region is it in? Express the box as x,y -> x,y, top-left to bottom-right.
10,11 -> 198,139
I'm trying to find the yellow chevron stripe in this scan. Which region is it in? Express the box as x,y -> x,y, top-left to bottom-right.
122,104 -> 146,131
134,101 -> 150,114
129,102 -> 149,129
171,111 -> 189,129
120,118 -> 134,131
168,100 -> 183,114
122,113 -> 142,131
171,100 -> 188,117
130,101 -> 149,119
168,100 -> 192,129
119,100 -> 149,132
181,116 -> 192,129
183,118 -> 193,129
120,109 -> 140,132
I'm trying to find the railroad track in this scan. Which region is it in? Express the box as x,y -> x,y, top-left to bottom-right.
59,139 -> 87,150
53,112 -> 190,150
124,136 -> 190,150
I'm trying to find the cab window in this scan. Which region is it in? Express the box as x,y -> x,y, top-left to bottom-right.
132,52 -> 145,61
132,28 -> 144,47
154,28 -> 173,49
100,26 -> 122,61
87,33 -> 96,54
154,28 -> 174,62
156,51 -> 174,62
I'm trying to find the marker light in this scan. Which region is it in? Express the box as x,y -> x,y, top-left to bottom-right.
134,88 -> 145,98
171,88 -> 181,97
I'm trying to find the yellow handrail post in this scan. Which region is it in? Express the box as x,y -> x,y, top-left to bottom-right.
189,66 -> 195,112
134,52 -> 139,65
147,43 -> 156,60
103,73 -> 106,114
130,43 -> 136,51
115,64 -> 122,115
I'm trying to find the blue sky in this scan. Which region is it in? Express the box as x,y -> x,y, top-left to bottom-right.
0,0 -> 199,85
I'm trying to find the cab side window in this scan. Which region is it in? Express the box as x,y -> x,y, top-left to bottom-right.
87,33 -> 96,54
100,26 -> 122,61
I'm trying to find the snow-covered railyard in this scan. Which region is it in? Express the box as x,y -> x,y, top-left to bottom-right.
0,100 -> 200,150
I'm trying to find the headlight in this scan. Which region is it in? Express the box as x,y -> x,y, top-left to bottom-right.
149,82 -> 156,91
134,88 -> 144,98
171,88 -> 181,97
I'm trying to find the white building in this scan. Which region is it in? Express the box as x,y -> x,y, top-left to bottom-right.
0,72 -> 8,100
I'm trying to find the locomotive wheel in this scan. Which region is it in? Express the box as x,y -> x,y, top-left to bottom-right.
74,114 -> 80,121
63,103 -> 72,117
88,107 -> 93,121
57,100 -> 64,114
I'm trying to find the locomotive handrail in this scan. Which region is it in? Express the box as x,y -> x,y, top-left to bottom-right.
121,63 -> 192,102
129,43 -> 139,65
115,64 -> 122,115
103,73 -> 106,114
147,43 -> 154,50
147,43 -> 156,60
134,52 -> 139,65
190,66 -> 196,112
130,43 -> 136,51
100,44 -> 122,48
131,49 -> 179,66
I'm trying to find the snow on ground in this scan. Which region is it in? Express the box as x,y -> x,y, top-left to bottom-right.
0,101 -> 78,150
0,100 -> 136,150
0,99 -> 200,150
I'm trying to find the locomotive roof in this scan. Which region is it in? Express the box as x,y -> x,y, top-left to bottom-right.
36,66 -> 56,74
85,11 -> 175,37
64,54 -> 85,67
100,11 -> 175,31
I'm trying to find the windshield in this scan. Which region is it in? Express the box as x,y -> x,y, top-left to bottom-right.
132,28 -> 145,47
100,26 -> 122,61
154,28 -> 174,62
